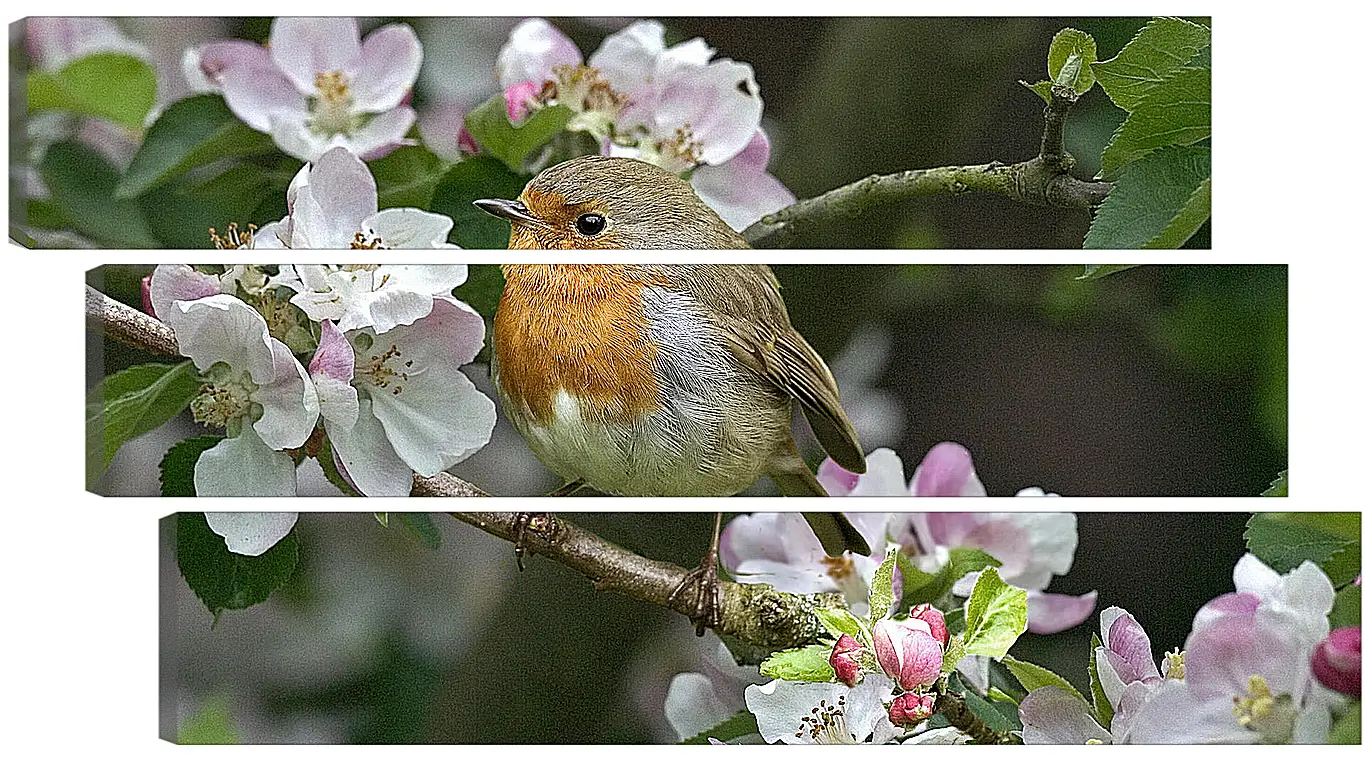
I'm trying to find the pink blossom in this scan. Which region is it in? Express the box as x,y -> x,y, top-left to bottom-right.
1312,627 -> 1360,698
888,691 -> 936,727
873,618 -> 943,690
829,634 -> 864,686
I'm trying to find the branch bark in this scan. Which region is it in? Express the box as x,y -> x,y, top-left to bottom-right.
741,81 -> 1111,248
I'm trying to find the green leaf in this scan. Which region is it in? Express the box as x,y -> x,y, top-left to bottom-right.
39,141 -> 160,247
116,94 -> 276,198
1076,264 -> 1139,281
369,145 -> 450,210
963,687 -> 1021,732
1084,145 -> 1211,249
175,512 -> 299,615
1143,177 -> 1210,249
1046,29 -> 1098,95
397,513 -> 443,549
177,694 -> 239,744
1101,67 -> 1210,177
962,567 -> 1029,658
814,606 -> 865,641
429,156 -> 530,248
159,435 -> 224,497
87,361 -> 199,488
1329,700 -> 1361,745
1330,583 -> 1361,630
1262,470 -> 1289,497
868,544 -> 899,619
1245,513 -> 1361,587
940,633 -> 967,676
898,546 -> 1002,606
463,95 -> 573,171
679,711 -> 759,745
315,438 -> 360,497
137,163 -> 283,249
1019,79 -> 1053,104
1001,655 -> 1086,702
1088,633 -> 1114,729
759,645 -> 835,683
28,53 -> 156,128
1093,17 -> 1212,112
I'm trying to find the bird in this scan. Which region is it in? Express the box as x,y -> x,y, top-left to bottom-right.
476,156 -> 871,629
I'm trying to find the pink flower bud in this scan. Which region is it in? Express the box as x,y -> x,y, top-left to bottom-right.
829,633 -> 863,686
888,691 -> 936,726
874,618 -> 944,690
456,126 -> 480,157
140,275 -> 156,318
503,80 -> 542,123
908,603 -> 948,647
1312,627 -> 1361,698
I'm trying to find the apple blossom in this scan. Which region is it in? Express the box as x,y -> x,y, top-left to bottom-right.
252,146 -> 456,249
744,674 -> 902,744
873,617 -> 944,690
189,17 -> 420,161
908,604 -> 948,647
829,634 -> 865,686
271,264 -> 469,334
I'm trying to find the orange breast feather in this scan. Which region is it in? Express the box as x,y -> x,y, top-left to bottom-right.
496,265 -> 665,422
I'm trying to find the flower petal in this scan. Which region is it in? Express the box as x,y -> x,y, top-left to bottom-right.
907,442 -> 986,496
665,672 -> 737,742
652,59 -> 762,166
495,18 -> 582,88
345,106 -> 417,160
267,113 -> 336,163
1027,590 -> 1098,634
350,23 -> 422,112
363,208 -> 455,249
269,17 -> 362,94
205,512 -> 298,555
251,336 -> 319,450
290,147 -> 379,246
149,264 -> 221,320
164,293 -> 275,383
328,396 -> 415,496
1019,686 -> 1111,744
691,131 -> 794,230
193,427 -> 298,496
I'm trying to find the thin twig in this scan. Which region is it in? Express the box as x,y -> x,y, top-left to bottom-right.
741,81 -> 1111,248
932,678 -> 1022,745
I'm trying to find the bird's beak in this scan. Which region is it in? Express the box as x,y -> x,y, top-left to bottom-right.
474,198 -> 543,228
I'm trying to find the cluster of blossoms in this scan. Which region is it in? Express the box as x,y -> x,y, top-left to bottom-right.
490,18 -> 794,229
147,258 -> 495,507
1020,554 -> 1359,744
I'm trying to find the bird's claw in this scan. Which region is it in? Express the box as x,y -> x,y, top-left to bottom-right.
669,549 -> 723,636
511,513 -> 555,571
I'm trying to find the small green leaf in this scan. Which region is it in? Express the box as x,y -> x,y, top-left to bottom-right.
369,145 -> 450,210
29,53 -> 156,128
1262,470 -> 1289,497
177,694 -> 239,744
39,141 -> 160,247
87,361 -> 199,487
941,633 -> 967,676
814,606 -> 865,641
1101,67 -> 1210,177
679,711 -> 759,744
1076,264 -> 1139,280
429,156 -> 530,248
463,95 -> 573,171
759,645 -> 835,683
1093,17 -> 1212,112
397,513 -> 443,549
962,568 -> 1029,658
1046,29 -> 1098,95
868,544 -> 900,619
1084,145 -> 1211,249
963,687 -> 1022,732
898,547 -> 1002,606
1329,700 -> 1361,745
117,94 -> 276,198
1088,633 -> 1114,729
374,512 -> 390,526
1019,79 -> 1053,104
175,512 -> 300,615
159,435 -> 224,497
1330,583 -> 1361,630
1245,513 -> 1361,587
1001,655 -> 1086,702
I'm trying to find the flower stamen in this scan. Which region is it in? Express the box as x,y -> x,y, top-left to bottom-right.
795,695 -> 855,744
208,222 -> 257,249
360,344 -> 410,395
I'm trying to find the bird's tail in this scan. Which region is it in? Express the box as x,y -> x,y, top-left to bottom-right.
771,465 -> 872,557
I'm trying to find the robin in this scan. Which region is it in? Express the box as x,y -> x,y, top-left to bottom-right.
475,156 -> 871,629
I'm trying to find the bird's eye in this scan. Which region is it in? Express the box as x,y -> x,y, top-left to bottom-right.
575,213 -> 607,236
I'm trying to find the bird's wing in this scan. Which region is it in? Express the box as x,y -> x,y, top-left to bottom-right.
677,265 -> 867,474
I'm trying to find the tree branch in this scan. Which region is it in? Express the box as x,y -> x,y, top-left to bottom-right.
932,678 -> 1022,745
445,512 -> 844,650
741,81 -> 1111,248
